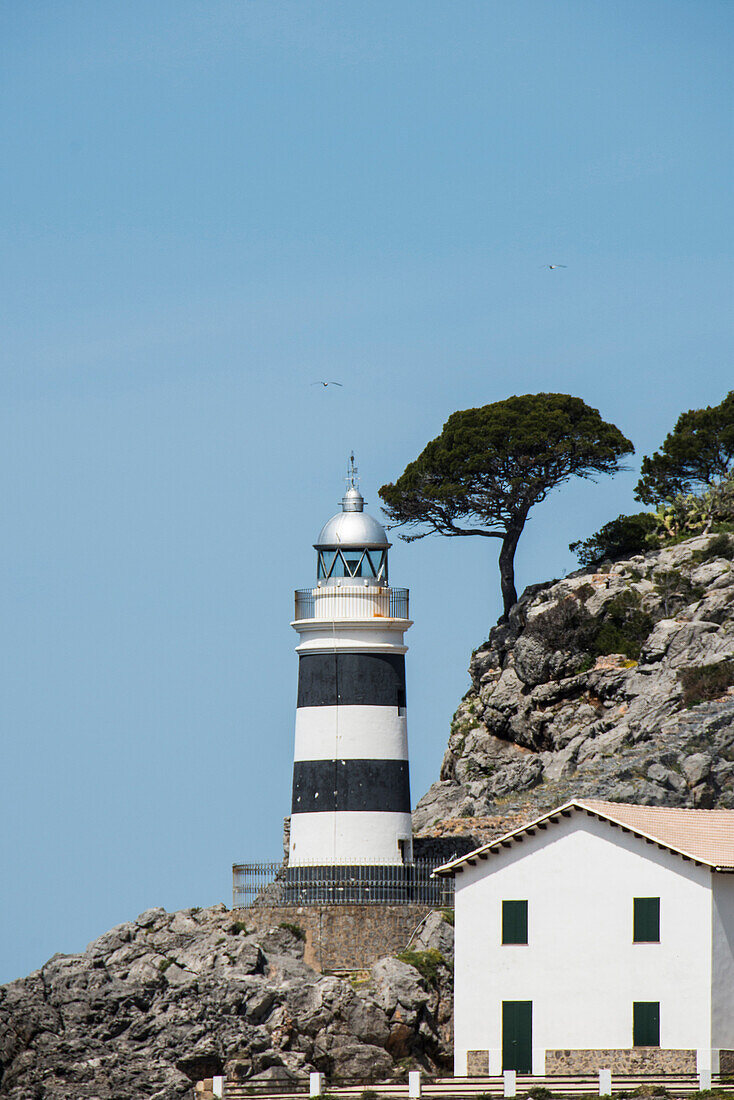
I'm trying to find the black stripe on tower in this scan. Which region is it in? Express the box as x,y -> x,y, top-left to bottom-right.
292,758 -> 410,813
297,652 -> 406,709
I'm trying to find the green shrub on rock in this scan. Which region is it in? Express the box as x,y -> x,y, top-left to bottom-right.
653,569 -> 704,616
525,596 -> 597,653
570,512 -> 659,567
396,948 -> 449,985
693,532 -> 734,563
591,590 -> 653,660
678,660 -> 734,708
524,589 -> 654,668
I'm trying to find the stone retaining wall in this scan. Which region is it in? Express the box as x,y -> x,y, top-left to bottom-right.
545,1049 -> 697,1074
236,904 -> 433,972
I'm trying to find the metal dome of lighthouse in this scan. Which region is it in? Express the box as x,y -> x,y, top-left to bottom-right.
315,455 -> 391,584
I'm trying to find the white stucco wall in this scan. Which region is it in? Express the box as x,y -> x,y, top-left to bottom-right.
453,814 -> 713,1075
712,874 -> 734,1051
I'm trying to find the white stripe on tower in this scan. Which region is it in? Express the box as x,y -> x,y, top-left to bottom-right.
294,706 -> 408,761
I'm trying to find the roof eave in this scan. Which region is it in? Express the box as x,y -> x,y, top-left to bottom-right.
432,799 -> 581,876
432,798 -> 733,877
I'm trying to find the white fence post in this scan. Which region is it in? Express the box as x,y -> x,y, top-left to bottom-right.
697,1048 -> 712,1092
599,1068 -> 612,1096
503,1070 -> 517,1097
212,1077 -> 224,1099
310,1071 -> 325,1097
409,1070 -> 422,1098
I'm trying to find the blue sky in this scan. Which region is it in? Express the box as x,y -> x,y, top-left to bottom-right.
1,1 -> 732,983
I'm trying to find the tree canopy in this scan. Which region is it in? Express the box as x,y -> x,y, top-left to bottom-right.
379,393 -> 633,620
635,391 -> 734,505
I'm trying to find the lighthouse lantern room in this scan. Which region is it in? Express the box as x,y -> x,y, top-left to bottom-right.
290,458 -> 413,867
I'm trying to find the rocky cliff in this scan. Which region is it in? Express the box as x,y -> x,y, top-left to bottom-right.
414,531 -> 734,839
0,905 -> 453,1099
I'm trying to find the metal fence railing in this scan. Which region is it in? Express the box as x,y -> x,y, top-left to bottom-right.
294,586 -> 409,622
232,859 -> 453,909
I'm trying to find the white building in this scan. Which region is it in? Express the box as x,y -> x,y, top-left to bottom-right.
436,799 -> 734,1078
288,459 -> 414,866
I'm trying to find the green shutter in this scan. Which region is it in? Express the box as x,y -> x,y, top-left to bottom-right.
502,1001 -> 533,1072
634,897 -> 660,942
502,900 -> 528,944
633,1001 -> 660,1047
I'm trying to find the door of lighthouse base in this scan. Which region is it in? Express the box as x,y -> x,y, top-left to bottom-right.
502,1001 -> 532,1073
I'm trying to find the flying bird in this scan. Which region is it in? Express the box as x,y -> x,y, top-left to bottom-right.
311,381 -> 343,387
540,264 -> 567,270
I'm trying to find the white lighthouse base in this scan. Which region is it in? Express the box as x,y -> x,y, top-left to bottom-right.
289,810 -> 413,866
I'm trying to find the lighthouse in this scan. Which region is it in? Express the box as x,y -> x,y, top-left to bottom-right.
289,458 -> 413,867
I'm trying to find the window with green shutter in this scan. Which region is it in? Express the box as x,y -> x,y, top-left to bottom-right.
633,897 -> 660,942
633,1001 -> 660,1046
502,899 -> 528,944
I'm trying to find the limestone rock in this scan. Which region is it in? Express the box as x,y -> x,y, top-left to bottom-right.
682,752 -> 712,786
0,905 -> 452,1099
414,533 -> 734,837
370,957 -> 430,1020
412,911 -> 454,960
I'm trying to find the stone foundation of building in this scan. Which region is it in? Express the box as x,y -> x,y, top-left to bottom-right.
718,1050 -> 734,1074
466,1051 -> 490,1076
462,1048 -> 708,1077
545,1049 -> 697,1074
236,903 -> 433,972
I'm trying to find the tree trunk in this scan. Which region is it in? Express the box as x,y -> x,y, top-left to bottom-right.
498,528 -> 522,622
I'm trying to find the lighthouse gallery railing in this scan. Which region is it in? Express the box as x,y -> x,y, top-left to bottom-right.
232,859 -> 452,909
294,586 -> 409,621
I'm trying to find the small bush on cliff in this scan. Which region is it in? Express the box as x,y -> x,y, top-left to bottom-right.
710,477 -> 734,524
527,591 -> 652,663
653,569 -> 704,616
678,660 -> 734,708
693,532 -> 734,563
397,948 -> 449,985
570,512 -> 659,567
525,596 -> 597,653
591,590 -> 653,660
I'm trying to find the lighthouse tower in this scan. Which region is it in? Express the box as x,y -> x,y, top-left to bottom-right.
289,459 -> 413,867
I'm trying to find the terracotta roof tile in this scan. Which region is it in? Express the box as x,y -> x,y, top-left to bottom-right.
578,799 -> 734,868
435,798 -> 734,874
